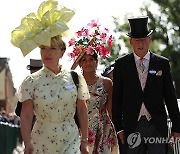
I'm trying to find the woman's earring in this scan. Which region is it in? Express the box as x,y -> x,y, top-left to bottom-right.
80,67 -> 83,74
95,64 -> 98,70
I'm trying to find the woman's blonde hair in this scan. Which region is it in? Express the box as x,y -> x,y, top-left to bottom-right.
51,35 -> 66,51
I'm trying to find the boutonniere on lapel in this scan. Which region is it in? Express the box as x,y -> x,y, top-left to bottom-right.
156,70 -> 162,76
149,69 -> 156,75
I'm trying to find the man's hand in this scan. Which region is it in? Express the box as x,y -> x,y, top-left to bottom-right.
170,132 -> 180,143
118,130 -> 125,144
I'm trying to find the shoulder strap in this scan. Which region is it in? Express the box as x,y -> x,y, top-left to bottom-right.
70,70 -> 80,128
71,71 -> 79,90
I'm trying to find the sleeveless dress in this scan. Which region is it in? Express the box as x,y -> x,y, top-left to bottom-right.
18,66 -> 90,154
87,76 -> 119,154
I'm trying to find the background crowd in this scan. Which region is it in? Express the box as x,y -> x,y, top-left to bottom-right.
0,108 -> 20,126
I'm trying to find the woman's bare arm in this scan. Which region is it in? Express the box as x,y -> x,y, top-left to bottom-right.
76,99 -> 89,153
104,78 -> 113,119
20,99 -> 34,146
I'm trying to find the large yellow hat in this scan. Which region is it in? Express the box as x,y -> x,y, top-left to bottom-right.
11,0 -> 75,56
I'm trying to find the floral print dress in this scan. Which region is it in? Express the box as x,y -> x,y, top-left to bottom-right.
87,76 -> 119,154
18,66 -> 90,154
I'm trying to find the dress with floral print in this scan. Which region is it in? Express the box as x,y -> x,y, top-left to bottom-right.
87,76 -> 119,154
18,66 -> 90,154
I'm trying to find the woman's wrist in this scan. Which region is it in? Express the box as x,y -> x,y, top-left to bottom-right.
25,142 -> 31,147
81,137 -> 88,142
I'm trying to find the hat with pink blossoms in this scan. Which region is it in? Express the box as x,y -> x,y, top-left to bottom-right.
68,19 -> 113,70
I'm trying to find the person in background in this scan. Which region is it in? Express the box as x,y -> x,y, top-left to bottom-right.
101,63 -> 115,81
8,112 -> 20,125
11,1 -> 90,154
26,59 -> 43,74
0,109 -> 9,123
69,20 -> 119,154
112,16 -> 180,154
15,59 -> 43,117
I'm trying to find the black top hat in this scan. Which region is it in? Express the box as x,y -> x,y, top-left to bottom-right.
27,59 -> 43,70
101,63 -> 115,77
126,16 -> 153,38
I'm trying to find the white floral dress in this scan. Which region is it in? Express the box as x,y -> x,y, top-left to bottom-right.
18,66 -> 90,154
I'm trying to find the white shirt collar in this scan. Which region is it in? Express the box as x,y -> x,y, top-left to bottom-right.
134,51 -> 150,62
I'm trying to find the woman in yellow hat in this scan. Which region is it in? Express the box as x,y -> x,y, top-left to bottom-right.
11,1 -> 90,153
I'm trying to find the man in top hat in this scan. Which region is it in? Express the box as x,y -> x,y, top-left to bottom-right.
26,59 -> 43,74
101,63 -> 115,80
15,59 -> 42,116
112,16 -> 180,154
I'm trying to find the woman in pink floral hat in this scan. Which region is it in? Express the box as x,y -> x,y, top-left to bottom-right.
68,20 -> 119,154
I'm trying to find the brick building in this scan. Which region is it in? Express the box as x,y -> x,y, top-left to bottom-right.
0,57 -> 17,114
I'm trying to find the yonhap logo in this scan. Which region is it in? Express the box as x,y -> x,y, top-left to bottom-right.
127,132 -> 176,149
127,132 -> 141,148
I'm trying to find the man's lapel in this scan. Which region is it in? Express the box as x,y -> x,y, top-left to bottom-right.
129,53 -> 143,93
144,52 -> 156,92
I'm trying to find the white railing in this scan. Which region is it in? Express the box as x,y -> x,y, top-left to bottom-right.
167,119 -> 180,154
